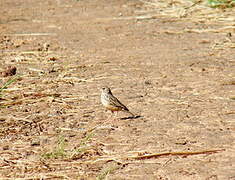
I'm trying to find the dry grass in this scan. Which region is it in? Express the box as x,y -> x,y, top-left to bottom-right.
0,0 -> 234,179
138,0 -> 235,24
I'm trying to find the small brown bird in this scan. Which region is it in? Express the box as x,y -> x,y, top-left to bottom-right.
101,87 -> 134,117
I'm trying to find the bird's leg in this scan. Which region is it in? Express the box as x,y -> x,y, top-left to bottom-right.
106,110 -> 113,122
114,111 -> 117,118
103,110 -> 112,123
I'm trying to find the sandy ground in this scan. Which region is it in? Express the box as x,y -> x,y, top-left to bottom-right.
0,0 -> 235,179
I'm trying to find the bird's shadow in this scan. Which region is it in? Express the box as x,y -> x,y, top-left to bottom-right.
120,115 -> 142,120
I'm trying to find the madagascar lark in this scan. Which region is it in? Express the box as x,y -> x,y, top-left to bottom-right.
101,87 -> 134,117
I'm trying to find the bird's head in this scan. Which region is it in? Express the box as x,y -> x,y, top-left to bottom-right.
101,86 -> 112,94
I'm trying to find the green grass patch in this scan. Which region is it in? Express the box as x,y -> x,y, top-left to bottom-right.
207,0 -> 235,8
69,132 -> 94,159
41,132 -> 94,160
0,76 -> 20,108
0,76 -> 19,96
42,135 -> 67,159
96,167 -> 118,180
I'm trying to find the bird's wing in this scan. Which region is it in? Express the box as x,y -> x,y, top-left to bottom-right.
109,95 -> 129,111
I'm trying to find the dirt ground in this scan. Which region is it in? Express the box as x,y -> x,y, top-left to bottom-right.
0,0 -> 235,179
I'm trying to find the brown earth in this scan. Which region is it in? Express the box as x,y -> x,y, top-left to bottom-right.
0,0 -> 235,179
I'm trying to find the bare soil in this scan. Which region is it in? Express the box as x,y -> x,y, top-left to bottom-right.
0,0 -> 235,179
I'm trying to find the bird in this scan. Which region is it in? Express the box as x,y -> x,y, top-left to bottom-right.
101,87 -> 134,117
